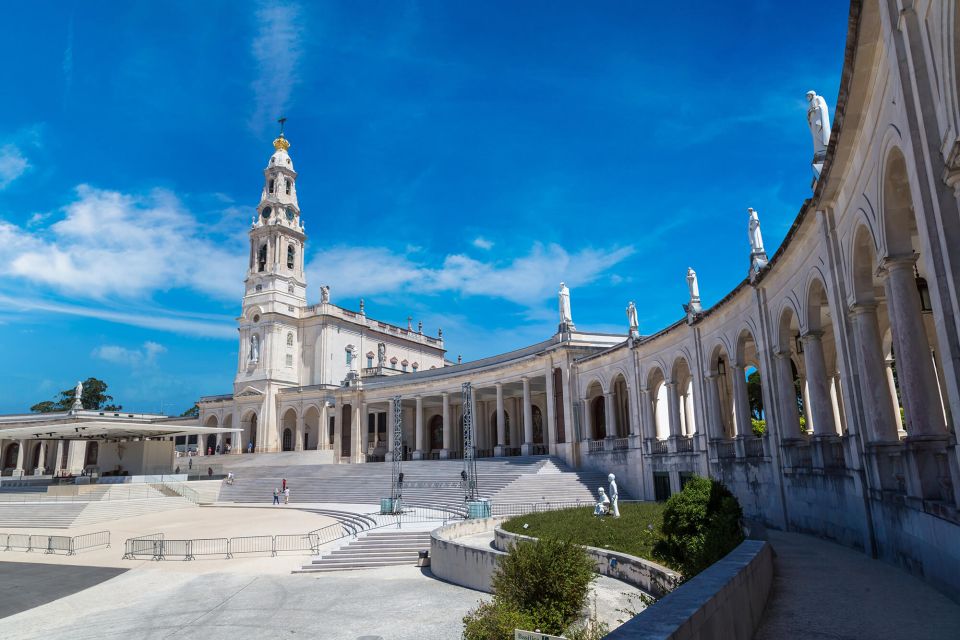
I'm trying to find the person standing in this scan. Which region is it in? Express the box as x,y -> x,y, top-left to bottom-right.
283,486 -> 290,505
282,478 -> 287,492
273,487 -> 280,505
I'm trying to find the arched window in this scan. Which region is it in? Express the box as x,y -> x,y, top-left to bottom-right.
286,332 -> 293,346
257,244 -> 267,272
346,350 -> 353,366
285,180 -> 291,195
269,178 -> 275,194
287,245 -> 295,269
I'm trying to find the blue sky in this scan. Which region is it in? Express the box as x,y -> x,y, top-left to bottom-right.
0,1 -> 849,414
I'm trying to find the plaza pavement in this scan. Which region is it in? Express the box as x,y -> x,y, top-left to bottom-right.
754,530 -> 960,640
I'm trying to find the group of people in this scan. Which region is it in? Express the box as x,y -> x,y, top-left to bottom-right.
594,473 -> 620,518
273,477 -> 290,505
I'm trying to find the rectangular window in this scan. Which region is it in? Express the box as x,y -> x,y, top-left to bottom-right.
367,356 -> 373,368
286,354 -> 293,367
346,351 -> 352,366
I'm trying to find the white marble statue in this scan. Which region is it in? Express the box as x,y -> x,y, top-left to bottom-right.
594,487 -> 610,516
349,345 -> 358,372
249,334 -> 260,363
806,91 -> 832,158
626,301 -> 639,337
320,285 -> 330,304
686,268 -> 700,301
608,473 -> 620,518
559,282 -> 574,327
377,342 -> 386,367
72,380 -> 84,410
748,208 -> 765,254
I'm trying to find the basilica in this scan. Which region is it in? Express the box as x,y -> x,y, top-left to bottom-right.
188,0 -> 960,600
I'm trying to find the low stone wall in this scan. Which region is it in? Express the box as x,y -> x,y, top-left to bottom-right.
430,517 -> 509,592
494,528 -> 680,598
603,540 -> 773,640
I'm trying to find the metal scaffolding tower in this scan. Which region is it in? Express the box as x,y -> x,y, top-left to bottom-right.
390,395 -> 403,510
462,382 -> 478,502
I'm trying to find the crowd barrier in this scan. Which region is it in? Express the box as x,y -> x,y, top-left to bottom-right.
1,530 -> 110,555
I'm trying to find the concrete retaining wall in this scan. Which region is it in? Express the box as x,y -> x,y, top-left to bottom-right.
603,540 -> 773,640
430,517 -> 508,592
494,528 -> 680,598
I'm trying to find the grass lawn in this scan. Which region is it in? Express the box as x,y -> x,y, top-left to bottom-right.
500,502 -> 666,562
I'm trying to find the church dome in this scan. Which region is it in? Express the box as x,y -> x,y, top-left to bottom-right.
268,135 -> 295,171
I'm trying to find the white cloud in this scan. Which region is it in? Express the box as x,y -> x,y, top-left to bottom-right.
307,242 -> 634,306
0,144 -> 29,189
472,236 -> 494,250
0,185 -> 244,301
92,341 -> 167,367
0,293 -> 235,339
250,1 -> 303,130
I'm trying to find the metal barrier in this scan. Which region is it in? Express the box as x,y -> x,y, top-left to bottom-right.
45,535 -> 72,554
6,534 -> 32,551
160,539 -> 191,561
191,537 -> 230,559
123,532 -> 163,559
227,535 -> 273,556
71,531 -> 110,554
274,534 -> 313,555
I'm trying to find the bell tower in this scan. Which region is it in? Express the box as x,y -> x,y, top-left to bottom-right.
237,122 -> 306,383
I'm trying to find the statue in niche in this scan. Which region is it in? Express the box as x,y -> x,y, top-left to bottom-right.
558,282 -> 574,328
747,208 -> 765,255
377,342 -> 386,367
608,473 -> 620,518
626,301 -> 639,337
806,91 -> 831,160
320,285 -> 330,304
249,334 -> 260,363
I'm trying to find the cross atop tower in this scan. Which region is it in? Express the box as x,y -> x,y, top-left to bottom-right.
278,116 -> 287,136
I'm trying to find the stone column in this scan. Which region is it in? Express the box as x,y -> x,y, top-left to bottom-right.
705,373 -> 725,439
678,390 -> 688,435
800,378 -> 812,433
731,366 -> 751,438
849,304 -> 900,441
545,366 -> 557,449
295,413 -> 305,451
883,257 -> 947,436
802,332 -> 837,436
666,382 -> 681,442
604,392 -> 616,440
332,408 -> 342,460
494,383 -> 506,456
640,389 -> 655,440
773,354 -> 800,438
386,399 -> 396,461
319,403 -> 329,450
521,377 -> 534,455
561,365 -> 575,445
36,442 -> 46,475
54,441 -> 64,476
440,392 -> 451,459
830,375 -> 845,434
413,396 -> 424,460
582,396 -> 593,442
15,439 -> 25,474
360,402 -> 369,460
684,387 -> 696,436
354,403 -> 364,463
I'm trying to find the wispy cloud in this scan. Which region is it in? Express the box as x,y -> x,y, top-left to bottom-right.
472,236 -> 494,250
307,242 -> 635,307
249,0 -> 303,131
92,341 -> 167,367
0,144 -> 29,189
0,293 -> 235,339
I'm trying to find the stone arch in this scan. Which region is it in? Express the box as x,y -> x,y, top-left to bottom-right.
222,414 -> 234,451
585,380 -> 605,440
805,274 -> 845,436
671,355 -> 697,436
611,373 -> 630,438
706,342 -> 736,438
2,441 -> 19,470
281,408 -> 297,451
304,405 -> 321,451
777,305 -> 805,435
645,366 -> 668,440
240,410 -> 259,452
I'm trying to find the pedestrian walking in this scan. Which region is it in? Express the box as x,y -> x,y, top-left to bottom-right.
282,478 -> 287,492
273,487 -> 280,505
283,486 -> 290,505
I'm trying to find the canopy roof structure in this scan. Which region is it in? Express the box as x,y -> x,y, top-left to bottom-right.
0,410 -> 239,442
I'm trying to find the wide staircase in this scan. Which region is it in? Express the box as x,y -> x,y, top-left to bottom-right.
296,530 -> 432,573
218,455 -> 624,513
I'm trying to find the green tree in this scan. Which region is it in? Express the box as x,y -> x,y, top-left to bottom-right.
180,404 -> 200,418
30,378 -> 122,413
746,370 -> 764,420
653,476 -> 744,578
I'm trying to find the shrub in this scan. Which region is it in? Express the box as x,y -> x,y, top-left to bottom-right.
751,418 -> 766,436
462,537 -> 596,639
653,476 -> 744,578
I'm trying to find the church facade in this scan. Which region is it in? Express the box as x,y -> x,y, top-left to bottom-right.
198,1 -> 960,599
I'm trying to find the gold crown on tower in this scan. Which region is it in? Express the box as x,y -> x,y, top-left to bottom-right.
273,134 -> 290,151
